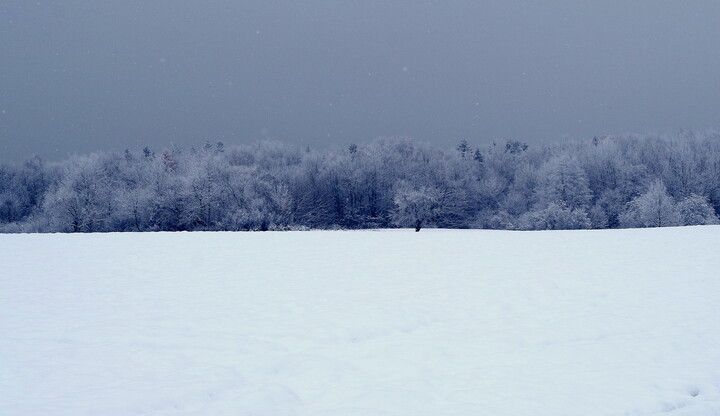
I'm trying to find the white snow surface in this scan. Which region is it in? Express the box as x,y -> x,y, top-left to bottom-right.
2,227 -> 720,416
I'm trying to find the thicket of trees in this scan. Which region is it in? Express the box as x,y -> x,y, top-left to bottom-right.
1,133 -> 719,233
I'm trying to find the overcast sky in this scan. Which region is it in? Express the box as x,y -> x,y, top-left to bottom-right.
1,1 -> 719,162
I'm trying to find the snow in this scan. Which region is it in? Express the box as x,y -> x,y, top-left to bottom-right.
2,227 -> 720,415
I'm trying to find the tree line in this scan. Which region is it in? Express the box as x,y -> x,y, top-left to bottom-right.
1,133 -> 719,233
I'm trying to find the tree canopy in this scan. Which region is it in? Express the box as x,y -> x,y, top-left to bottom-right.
1,133 -> 719,233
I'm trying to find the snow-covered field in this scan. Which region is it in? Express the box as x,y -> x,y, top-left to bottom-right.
2,227 -> 720,416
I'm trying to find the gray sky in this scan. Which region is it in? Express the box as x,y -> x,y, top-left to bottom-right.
1,1 -> 719,162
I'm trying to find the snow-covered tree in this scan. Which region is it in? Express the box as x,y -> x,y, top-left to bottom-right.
391,182 -> 441,232
535,156 -> 592,210
43,154 -> 117,232
619,180 -> 681,228
4,133 -> 720,233
677,194 -> 719,226
517,203 -> 591,230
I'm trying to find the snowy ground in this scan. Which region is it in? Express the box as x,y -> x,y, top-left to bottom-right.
2,227 -> 720,416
